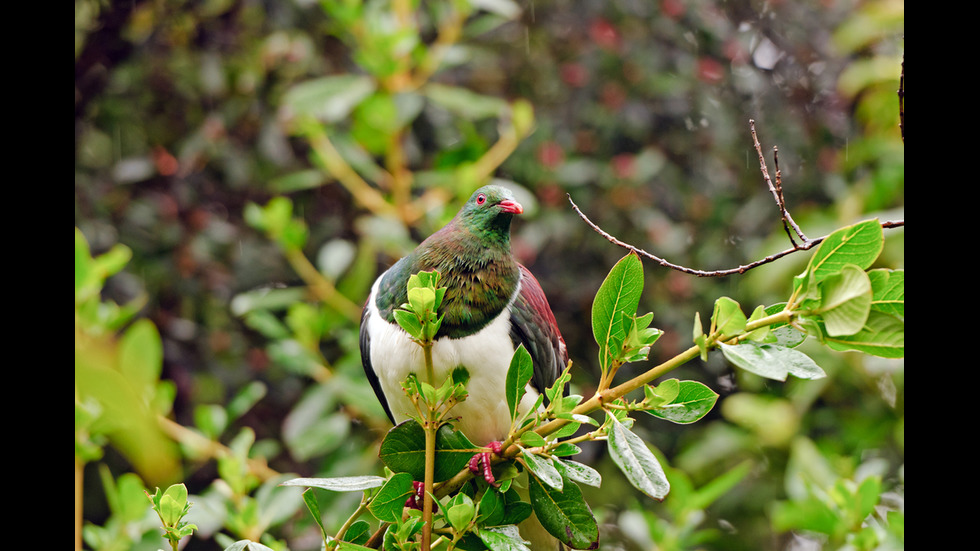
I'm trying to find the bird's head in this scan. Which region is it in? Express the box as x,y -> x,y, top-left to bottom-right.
457,185 -> 524,232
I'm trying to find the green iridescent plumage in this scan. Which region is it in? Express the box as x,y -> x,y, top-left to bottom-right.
376,186 -> 522,339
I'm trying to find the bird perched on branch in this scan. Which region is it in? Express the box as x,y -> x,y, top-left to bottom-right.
359,184 -> 568,481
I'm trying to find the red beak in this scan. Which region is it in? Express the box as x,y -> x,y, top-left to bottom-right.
498,199 -> 524,214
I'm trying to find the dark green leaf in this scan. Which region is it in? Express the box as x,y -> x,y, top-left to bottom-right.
301,489 -> 329,544
506,345 -> 534,423
378,421 -> 476,482
592,252 -> 644,372
528,472 -> 600,549
366,472 -> 414,523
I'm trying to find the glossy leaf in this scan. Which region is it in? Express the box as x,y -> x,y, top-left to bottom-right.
644,380 -> 719,424
366,472 -> 414,523
528,472 -> 600,549
607,416 -> 670,500
506,345 -> 534,422
280,476 -> 386,492
720,341 -> 826,381
378,421 -> 476,482
592,252 -> 644,372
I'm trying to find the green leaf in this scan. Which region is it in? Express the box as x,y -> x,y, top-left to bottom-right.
720,341 -> 826,381
378,421 -> 476,482
606,416 -> 670,500
693,312 -> 708,361
477,487 -> 506,527
159,494 -> 182,526
815,264 -> 872,336
343,520 -> 372,545
528,472 -> 600,549
712,297 -> 747,338
447,494 -> 475,533
822,310 -> 905,358
477,525 -> 532,551
118,319 -> 163,398
366,472 -> 414,523
592,252 -> 645,372
505,345 -> 534,423
868,268 -> 904,319
300,488 -> 329,544
282,75 -> 376,123
521,450 -> 562,490
280,476 -> 386,492
423,83 -> 509,120
554,460 -> 602,488
644,380 -> 719,424
795,219 -> 883,294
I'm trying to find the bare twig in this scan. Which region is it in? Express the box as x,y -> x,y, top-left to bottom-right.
750,120 -> 809,246
569,120 -> 904,277
898,56 -> 905,142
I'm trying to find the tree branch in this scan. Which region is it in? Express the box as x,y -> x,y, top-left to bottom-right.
569,120 -> 904,277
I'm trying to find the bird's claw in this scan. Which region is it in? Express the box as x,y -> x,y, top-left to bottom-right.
468,441 -> 503,487
404,480 -> 437,512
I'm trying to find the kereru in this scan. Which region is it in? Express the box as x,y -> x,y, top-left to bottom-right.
359,184 -> 568,483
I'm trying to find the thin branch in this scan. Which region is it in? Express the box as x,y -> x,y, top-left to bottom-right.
568,120 -> 904,277
898,55 -> 905,142
750,120 -> 809,246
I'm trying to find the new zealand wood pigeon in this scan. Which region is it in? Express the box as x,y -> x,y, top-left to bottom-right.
359,184 -> 568,482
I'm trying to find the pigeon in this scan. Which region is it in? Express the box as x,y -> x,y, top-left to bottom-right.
359,185 -> 568,481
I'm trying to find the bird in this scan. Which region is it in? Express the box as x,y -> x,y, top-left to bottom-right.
359,184 -> 568,480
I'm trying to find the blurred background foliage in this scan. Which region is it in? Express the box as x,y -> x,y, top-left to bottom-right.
75,0 -> 904,549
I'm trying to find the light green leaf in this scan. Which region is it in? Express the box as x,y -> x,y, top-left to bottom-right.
720,342 -> 826,381
521,450 -> 562,490
816,264 -> 872,336
644,380 -> 719,424
118,319 -> 163,397
555,459 -> 602,488
868,268 -> 904,319
607,416 -> 670,500
282,75 -> 376,123
795,219 -> 883,293
712,296 -> 747,338
280,476 -> 386,492
822,310 -> 905,358
423,83 -> 509,120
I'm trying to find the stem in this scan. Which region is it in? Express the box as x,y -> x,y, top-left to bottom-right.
421,411 -> 437,549
331,494 -> 371,549
420,340 -> 436,549
75,458 -> 84,551
283,247 -> 363,325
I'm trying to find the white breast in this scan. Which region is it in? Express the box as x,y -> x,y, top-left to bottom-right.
365,275 -> 540,444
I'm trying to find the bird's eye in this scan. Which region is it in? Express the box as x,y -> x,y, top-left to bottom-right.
476,193 -> 486,205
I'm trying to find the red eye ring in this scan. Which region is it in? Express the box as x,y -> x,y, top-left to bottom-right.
476,193 -> 486,205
